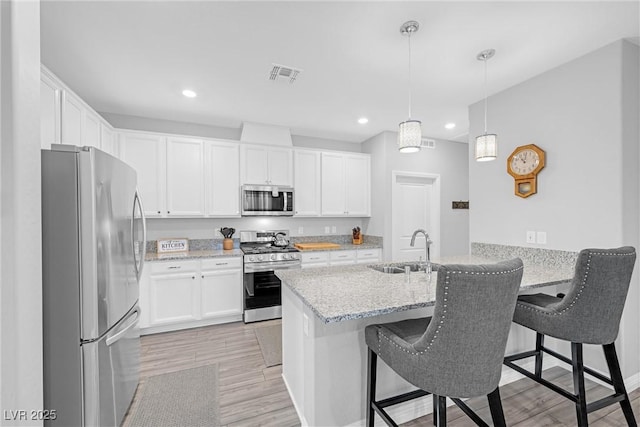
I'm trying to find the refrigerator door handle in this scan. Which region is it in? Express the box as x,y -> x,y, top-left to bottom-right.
132,190 -> 147,283
106,307 -> 140,347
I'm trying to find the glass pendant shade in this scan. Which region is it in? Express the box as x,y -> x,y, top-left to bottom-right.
475,133 -> 498,161
398,120 -> 422,153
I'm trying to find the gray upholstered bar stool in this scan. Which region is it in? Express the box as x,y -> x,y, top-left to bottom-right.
504,246 -> 637,427
365,258 -> 524,427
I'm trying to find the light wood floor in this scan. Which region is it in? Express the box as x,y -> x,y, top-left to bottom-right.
125,320 -> 639,426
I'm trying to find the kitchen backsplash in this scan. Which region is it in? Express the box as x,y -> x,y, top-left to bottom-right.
471,242 -> 578,267
146,234 -> 382,253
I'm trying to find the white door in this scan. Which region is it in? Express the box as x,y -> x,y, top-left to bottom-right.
241,145 -> 268,184
206,140 -> 240,216
391,172 -> 440,262
84,112 -> 101,149
293,149 -> 321,216
149,272 -> 199,325
166,137 -> 205,216
321,152 -> 346,215
100,124 -> 117,157
267,148 -> 293,186
118,132 -> 167,217
61,92 -> 83,145
344,154 -> 370,216
201,269 -> 243,318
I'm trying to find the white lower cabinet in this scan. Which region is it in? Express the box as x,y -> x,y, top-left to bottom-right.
200,258 -> 243,319
140,257 -> 242,334
301,248 -> 381,268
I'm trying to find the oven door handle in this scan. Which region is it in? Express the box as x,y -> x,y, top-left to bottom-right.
244,262 -> 301,273
244,282 -> 255,297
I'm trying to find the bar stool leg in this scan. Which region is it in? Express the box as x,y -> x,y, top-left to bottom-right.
435,395 -> 447,427
487,387 -> 507,427
432,394 -> 438,426
366,349 -> 377,427
602,343 -> 638,427
534,333 -> 544,378
571,343 -> 589,426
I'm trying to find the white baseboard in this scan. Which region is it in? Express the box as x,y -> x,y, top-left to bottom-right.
625,372 -> 640,392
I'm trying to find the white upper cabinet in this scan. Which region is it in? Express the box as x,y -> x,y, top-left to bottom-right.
321,152 -> 371,216
84,110 -> 102,149
293,149 -> 321,216
61,91 -> 83,146
40,72 -> 61,149
100,123 -> 118,157
118,132 -> 167,217
166,137 -> 205,217
240,144 -> 293,186
206,140 -> 240,217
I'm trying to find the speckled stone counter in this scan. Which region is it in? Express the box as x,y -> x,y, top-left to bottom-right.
145,249 -> 243,262
290,235 -> 382,252
293,242 -> 382,252
276,255 -> 575,324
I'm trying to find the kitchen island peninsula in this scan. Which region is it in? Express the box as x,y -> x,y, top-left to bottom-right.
276,246 -> 577,426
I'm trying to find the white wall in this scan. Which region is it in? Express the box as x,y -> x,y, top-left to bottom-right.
362,131 -> 469,260
0,0 -> 43,424
468,39 -> 640,380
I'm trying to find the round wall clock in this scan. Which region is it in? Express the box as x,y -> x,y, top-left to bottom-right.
506,144 -> 545,198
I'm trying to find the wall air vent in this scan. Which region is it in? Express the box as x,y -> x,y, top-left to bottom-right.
269,64 -> 302,84
420,138 -> 436,149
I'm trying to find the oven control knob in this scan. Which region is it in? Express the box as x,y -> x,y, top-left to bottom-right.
257,255 -> 264,261
283,254 -> 289,260
249,256 -> 255,262
271,254 -> 277,261
290,253 -> 297,259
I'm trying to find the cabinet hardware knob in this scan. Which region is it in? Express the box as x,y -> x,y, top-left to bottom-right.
202,275 -> 204,279
167,211 -> 170,214
157,211 -> 161,214
192,276 -> 195,279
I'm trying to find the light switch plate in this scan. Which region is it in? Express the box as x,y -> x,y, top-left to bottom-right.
331,226 -> 337,234
536,231 -> 547,245
324,226 -> 330,234
526,231 -> 536,243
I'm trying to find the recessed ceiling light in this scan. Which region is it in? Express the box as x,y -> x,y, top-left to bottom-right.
182,89 -> 197,98
445,123 -> 456,129
357,117 -> 369,124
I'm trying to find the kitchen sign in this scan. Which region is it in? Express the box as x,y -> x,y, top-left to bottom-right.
157,238 -> 189,253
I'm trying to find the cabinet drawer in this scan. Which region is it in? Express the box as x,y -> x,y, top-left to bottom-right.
330,250 -> 356,261
201,257 -> 242,270
356,249 -> 381,263
301,252 -> 330,263
149,260 -> 199,274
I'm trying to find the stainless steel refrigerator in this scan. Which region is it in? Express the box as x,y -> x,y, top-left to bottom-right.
42,145 -> 147,426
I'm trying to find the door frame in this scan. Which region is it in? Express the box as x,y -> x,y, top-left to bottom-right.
390,170 -> 441,261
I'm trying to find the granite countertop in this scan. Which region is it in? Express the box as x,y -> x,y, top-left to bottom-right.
276,254 -> 575,324
145,249 -> 243,262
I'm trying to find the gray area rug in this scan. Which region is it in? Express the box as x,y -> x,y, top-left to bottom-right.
255,324 -> 282,367
125,365 -> 219,427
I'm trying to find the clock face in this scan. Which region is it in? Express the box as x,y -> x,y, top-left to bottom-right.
510,149 -> 540,175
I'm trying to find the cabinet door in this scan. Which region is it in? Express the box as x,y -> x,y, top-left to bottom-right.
206,141 -> 240,216
267,148 -> 293,186
166,137 -> 205,216
100,124 -> 117,157
61,91 -> 83,146
119,132 -> 166,217
201,268 -> 243,318
293,150 -> 321,216
321,153 -> 346,215
40,74 -> 61,149
344,155 -> 371,216
241,145 -> 268,184
148,272 -> 199,325
84,111 -> 101,149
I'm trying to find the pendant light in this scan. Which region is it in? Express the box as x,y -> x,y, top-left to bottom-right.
475,49 -> 497,161
397,21 -> 422,153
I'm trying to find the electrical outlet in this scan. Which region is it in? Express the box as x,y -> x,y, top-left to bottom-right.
526,231 -> 536,244
298,226 -> 304,235
536,231 -> 547,245
324,226 -> 330,234
331,226 -> 337,234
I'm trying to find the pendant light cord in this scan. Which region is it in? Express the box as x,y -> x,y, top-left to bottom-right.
407,29 -> 413,120
483,56 -> 488,135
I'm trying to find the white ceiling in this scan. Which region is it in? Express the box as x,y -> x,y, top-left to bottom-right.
40,1 -> 639,143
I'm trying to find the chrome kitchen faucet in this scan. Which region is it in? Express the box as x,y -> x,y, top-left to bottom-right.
410,229 -> 433,272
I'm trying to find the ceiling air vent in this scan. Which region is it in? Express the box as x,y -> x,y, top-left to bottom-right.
420,138 -> 436,149
269,64 -> 302,84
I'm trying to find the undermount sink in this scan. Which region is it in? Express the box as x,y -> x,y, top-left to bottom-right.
369,263 -> 424,274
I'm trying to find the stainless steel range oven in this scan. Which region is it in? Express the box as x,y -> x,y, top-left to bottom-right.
240,230 -> 301,323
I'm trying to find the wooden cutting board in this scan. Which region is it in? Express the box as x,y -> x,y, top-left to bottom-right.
294,242 -> 342,250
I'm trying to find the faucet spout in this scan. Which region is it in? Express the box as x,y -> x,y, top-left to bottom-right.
410,229 -> 433,263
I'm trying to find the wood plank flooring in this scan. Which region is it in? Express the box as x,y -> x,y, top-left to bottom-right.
124,320 -> 639,426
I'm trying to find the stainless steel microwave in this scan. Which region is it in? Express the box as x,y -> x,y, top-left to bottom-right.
241,185 -> 294,216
